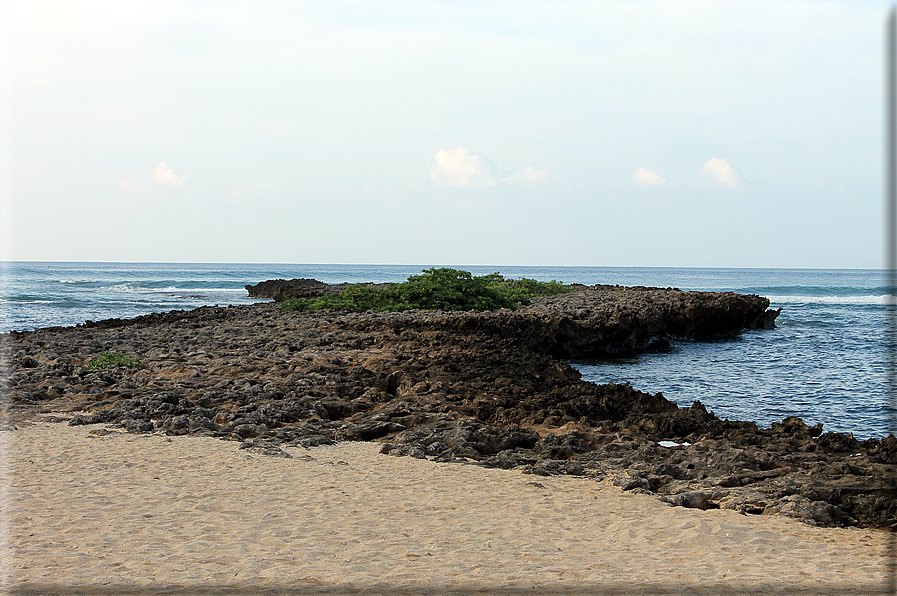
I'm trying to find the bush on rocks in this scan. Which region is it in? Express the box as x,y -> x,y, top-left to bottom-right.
281,268 -> 573,313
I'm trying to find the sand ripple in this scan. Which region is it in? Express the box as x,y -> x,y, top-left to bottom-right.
0,423 -> 889,595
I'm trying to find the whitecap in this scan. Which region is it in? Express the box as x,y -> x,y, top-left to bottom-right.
767,294 -> 895,305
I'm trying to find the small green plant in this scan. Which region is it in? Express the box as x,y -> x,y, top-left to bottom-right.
87,351 -> 141,370
282,268 -> 574,313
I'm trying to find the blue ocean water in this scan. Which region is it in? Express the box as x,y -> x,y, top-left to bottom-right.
0,262 -> 892,440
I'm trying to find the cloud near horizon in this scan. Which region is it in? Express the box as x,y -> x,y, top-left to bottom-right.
431,148 -> 555,189
700,158 -> 741,190
431,148 -> 497,187
153,162 -> 187,187
503,165 -> 552,186
634,167 -> 665,185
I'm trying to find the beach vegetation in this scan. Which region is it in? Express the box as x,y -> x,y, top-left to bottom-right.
87,351 -> 141,370
281,268 -> 573,313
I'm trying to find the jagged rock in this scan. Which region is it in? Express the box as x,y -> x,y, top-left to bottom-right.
751,307 -> 782,330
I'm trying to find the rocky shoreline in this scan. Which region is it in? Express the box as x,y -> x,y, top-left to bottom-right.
2,282 -> 894,529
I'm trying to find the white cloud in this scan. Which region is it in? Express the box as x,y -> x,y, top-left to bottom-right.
119,178 -> 150,194
700,158 -> 741,190
153,162 -> 187,187
503,165 -> 550,186
431,148 -> 559,189
634,167 -> 665,185
431,148 -> 497,187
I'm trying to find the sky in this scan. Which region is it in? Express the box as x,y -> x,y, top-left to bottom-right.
1,1 -> 890,268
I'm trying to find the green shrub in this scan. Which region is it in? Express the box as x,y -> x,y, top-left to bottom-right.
87,351 -> 141,370
477,272 -> 574,304
282,268 -> 573,313
282,284 -> 402,312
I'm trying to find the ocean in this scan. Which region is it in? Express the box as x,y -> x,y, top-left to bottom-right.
1,262 -> 892,440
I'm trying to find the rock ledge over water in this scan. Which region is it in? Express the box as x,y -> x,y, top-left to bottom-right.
3,283 -> 893,529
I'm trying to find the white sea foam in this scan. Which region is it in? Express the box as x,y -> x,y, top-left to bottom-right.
107,283 -> 139,293
148,287 -> 247,293
767,294 -> 895,305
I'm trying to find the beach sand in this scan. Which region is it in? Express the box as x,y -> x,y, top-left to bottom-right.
0,423 -> 890,595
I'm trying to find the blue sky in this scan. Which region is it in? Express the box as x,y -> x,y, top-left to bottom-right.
2,1 -> 889,267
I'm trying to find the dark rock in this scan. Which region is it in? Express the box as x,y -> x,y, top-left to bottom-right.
425,441 -> 450,456
663,491 -> 714,510
562,460 -> 585,476
70,410 -> 118,425
122,419 -> 155,432
233,423 -> 269,438
296,435 -> 336,448
338,421 -> 405,441
389,444 -> 427,459
764,495 -> 856,527
750,307 -> 782,329
614,472 -> 652,491
244,278 -> 347,302
818,431 -> 861,453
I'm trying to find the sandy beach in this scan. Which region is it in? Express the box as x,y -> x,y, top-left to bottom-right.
0,422 -> 889,595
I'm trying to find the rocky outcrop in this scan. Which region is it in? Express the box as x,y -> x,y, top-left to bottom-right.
3,284 -> 891,529
244,278 -> 337,301
244,278 -> 394,302
399,285 -> 780,358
